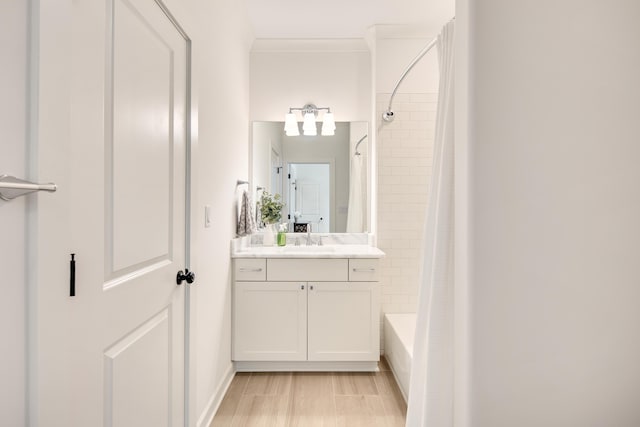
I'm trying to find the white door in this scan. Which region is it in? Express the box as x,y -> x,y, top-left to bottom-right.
233,281 -> 307,361
288,163 -> 331,232
307,282 -> 380,361
31,0 -> 190,426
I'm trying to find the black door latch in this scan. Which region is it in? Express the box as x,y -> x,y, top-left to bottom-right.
176,268 -> 196,285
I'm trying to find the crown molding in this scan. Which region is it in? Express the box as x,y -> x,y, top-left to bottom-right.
251,38 -> 370,53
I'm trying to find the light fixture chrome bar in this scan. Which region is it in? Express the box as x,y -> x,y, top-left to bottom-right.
0,174 -> 57,201
382,37 -> 438,123
289,103 -> 331,116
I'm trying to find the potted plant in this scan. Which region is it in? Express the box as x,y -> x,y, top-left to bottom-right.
259,191 -> 285,245
259,191 -> 284,225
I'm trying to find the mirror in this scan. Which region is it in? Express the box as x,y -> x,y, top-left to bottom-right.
251,121 -> 370,233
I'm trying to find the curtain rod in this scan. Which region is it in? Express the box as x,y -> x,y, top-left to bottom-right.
382,17 -> 454,123
354,134 -> 367,155
382,37 -> 437,122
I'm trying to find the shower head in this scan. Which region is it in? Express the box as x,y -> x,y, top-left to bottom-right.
382,110 -> 395,122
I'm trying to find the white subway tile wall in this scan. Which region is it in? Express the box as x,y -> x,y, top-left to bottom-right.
377,92 -> 437,351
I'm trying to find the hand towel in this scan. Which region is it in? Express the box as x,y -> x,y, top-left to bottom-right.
237,190 -> 255,236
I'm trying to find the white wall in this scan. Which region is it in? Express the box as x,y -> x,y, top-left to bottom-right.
250,44 -> 371,122
376,33 -> 439,94
252,122 -> 283,196
0,1 -> 27,425
467,2 -> 640,425
164,1 -> 253,425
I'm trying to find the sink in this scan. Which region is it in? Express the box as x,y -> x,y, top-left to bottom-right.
282,245 -> 335,253
235,245 -> 336,254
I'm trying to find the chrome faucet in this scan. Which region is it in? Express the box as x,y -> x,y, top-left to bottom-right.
306,223 -> 313,245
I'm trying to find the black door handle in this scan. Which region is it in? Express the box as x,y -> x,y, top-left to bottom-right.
70,253 -> 76,296
176,269 -> 196,285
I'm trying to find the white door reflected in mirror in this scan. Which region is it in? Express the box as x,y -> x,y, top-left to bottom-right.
289,163 -> 330,233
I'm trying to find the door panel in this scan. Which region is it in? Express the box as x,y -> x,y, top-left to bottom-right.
297,181 -> 320,215
104,309 -> 170,427
107,0 -> 184,283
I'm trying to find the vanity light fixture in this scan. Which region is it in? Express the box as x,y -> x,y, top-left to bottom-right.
284,103 -> 335,136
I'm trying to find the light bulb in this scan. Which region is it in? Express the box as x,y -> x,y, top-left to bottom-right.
284,112 -> 299,136
321,112 -> 335,136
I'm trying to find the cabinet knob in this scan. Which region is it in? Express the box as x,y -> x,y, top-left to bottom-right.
301,285 -> 304,290
310,285 -> 314,291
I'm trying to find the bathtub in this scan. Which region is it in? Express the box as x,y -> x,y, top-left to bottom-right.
383,313 -> 416,402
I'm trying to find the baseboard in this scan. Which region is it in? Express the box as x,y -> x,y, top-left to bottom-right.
387,359 -> 408,404
234,360 -> 379,372
196,364 -> 235,427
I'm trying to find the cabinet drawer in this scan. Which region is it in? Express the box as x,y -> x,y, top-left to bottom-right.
349,259 -> 380,282
267,259 -> 348,282
234,259 -> 267,281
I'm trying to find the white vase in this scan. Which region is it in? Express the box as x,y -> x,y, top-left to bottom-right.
262,223 -> 276,246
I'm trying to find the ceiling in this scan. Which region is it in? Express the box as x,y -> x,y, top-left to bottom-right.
245,0 -> 454,39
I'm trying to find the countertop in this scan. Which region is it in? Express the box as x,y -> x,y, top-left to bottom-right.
231,244 -> 385,259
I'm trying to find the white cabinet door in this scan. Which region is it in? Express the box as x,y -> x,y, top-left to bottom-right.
234,281 -> 307,361
307,282 -> 380,361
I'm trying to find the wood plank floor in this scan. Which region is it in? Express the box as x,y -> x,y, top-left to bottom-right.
210,357 -> 407,427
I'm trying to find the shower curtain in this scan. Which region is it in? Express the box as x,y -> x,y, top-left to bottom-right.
346,154 -> 364,232
406,20 -> 455,427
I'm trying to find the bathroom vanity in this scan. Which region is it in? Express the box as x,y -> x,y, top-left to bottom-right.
231,238 -> 384,371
